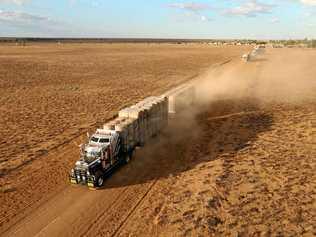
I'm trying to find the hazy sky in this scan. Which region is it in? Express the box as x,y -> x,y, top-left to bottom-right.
0,0 -> 316,39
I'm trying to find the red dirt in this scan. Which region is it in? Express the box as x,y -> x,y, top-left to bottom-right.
1,46 -> 315,237
0,43 -> 246,234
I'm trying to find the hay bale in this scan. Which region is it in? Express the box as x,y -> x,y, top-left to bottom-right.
103,122 -> 116,131
115,122 -> 129,151
115,96 -> 169,145
118,108 -> 131,118
126,118 -> 139,145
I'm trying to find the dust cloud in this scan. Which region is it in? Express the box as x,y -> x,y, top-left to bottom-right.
195,48 -> 316,107
154,47 -> 316,170
130,47 -> 316,184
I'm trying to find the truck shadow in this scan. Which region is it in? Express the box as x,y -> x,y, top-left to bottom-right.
101,97 -> 273,189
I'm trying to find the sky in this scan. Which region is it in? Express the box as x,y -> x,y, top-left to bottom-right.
0,0 -> 316,39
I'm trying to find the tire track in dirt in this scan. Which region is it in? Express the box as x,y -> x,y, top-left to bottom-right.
110,180 -> 158,237
77,185 -> 134,237
73,187 -> 131,236
81,180 -> 158,237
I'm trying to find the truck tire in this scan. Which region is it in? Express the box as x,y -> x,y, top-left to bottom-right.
125,150 -> 133,164
125,155 -> 130,164
95,172 -> 104,187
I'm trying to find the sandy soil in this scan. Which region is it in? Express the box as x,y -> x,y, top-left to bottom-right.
0,43 -> 246,233
1,46 -> 315,237
117,48 -> 316,237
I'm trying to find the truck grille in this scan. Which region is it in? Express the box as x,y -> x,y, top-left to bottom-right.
75,169 -> 87,180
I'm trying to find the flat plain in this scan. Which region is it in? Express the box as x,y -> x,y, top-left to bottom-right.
1,44 -> 315,237
0,43 -> 243,175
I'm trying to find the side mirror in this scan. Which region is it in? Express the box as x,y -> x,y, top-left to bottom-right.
80,144 -> 85,155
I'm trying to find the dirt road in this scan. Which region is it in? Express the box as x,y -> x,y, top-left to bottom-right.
1,147 -> 170,237
2,47 -> 315,236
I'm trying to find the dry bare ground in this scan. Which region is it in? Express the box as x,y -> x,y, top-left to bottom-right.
0,45 -> 315,237
0,43 -> 246,234
0,43 -> 242,175
116,48 -> 316,237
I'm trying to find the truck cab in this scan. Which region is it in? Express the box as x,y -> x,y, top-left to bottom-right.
69,130 -> 131,188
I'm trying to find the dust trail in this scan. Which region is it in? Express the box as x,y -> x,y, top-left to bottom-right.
195,48 -> 316,107
195,61 -> 257,106
133,48 -> 316,180
253,49 -> 316,104
159,48 -> 316,163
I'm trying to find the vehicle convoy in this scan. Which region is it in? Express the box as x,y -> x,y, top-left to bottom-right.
69,84 -> 196,188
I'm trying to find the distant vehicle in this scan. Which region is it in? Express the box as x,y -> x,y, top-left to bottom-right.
242,53 -> 250,62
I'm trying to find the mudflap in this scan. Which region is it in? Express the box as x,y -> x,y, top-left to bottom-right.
87,175 -> 97,189
69,175 -> 78,185
70,178 -> 78,185
87,182 -> 96,189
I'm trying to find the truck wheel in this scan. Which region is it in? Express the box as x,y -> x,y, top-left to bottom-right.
95,172 -> 104,187
129,150 -> 134,158
125,155 -> 130,164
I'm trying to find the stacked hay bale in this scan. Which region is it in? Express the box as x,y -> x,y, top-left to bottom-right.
84,82 -> 200,157
93,83 -> 197,153
113,121 -> 129,152
101,116 -> 136,152
118,96 -> 169,146
160,96 -> 169,128
119,107 -> 145,146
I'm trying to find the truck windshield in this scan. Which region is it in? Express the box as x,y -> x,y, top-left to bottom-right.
99,138 -> 109,143
84,151 -> 100,163
84,155 -> 97,164
90,137 -> 99,142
